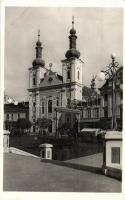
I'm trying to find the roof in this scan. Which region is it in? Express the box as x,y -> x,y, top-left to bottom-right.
105,131 -> 122,139
57,74 -> 63,81
39,143 -> 53,148
4,130 -> 10,135
40,70 -> 63,85
55,106 -> 80,114
4,102 -> 29,111
81,128 -> 101,132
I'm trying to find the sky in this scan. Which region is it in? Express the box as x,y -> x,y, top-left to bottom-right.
4,7 -> 123,101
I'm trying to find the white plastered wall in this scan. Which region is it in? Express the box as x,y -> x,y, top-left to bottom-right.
106,140 -> 122,170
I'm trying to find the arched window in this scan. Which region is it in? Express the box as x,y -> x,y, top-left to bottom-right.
33,77 -> 36,85
77,71 -> 80,80
67,70 -> 71,79
48,99 -> 52,113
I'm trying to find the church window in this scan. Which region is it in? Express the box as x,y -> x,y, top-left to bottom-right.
48,99 -> 52,113
33,77 -> 36,85
77,71 -> 80,80
67,70 -> 71,79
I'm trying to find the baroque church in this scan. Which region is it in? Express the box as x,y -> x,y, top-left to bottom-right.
28,18 -> 84,135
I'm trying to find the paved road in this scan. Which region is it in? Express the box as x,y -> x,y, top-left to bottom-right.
3,153 -> 121,192
66,153 -> 103,168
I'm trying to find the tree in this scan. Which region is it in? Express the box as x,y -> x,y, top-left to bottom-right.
15,119 -> 32,135
82,86 -> 98,97
58,123 -> 70,137
36,117 -> 52,135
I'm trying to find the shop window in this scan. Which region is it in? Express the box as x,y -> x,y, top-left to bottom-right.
111,147 -> 120,164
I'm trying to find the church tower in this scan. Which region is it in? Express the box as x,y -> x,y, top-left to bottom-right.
28,30 -> 46,132
61,17 -> 84,106
29,30 -> 46,89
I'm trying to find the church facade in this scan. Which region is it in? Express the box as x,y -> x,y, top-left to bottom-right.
28,19 -> 84,135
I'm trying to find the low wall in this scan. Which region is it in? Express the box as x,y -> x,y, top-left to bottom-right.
9,147 -> 40,158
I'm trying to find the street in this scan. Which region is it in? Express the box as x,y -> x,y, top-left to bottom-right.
3,153 -> 121,192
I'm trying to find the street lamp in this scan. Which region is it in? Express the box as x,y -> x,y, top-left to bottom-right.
97,53 -> 120,130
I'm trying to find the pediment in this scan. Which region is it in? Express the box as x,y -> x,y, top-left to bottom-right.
40,70 -> 63,87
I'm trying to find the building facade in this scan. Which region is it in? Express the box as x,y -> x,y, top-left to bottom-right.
99,67 -> 123,130
4,101 -> 29,131
28,20 -> 123,135
28,19 -> 83,135
79,67 -> 123,130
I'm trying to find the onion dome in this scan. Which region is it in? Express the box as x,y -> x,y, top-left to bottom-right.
70,27 -> 76,35
36,40 -> 42,46
32,30 -> 45,68
65,16 -> 80,59
65,48 -> 80,59
32,58 -> 45,67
